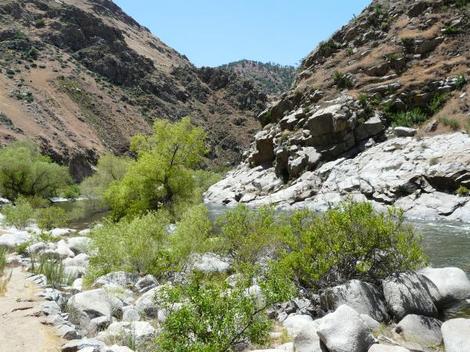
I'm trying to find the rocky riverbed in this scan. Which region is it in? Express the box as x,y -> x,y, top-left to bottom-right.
205,132 -> 470,223
1,213 -> 470,352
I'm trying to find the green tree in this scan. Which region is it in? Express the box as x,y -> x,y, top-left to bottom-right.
80,153 -> 132,202
105,117 -> 207,219
0,141 -> 71,200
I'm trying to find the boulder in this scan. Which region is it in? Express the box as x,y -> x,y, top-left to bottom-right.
441,318 -> 470,352
354,114 -> 385,141
317,305 -> 375,352
66,237 -> 91,254
368,345 -> 410,352
188,253 -> 232,274
382,272 -> 440,320
93,271 -> 139,289
320,280 -> 389,322
56,240 -> 75,258
135,274 -> 158,293
393,127 -> 416,137
67,289 -> 113,321
293,320 -> 323,352
419,267 -> 470,305
63,253 -> 89,268
122,306 -> 140,322
394,314 -> 442,349
0,230 -> 31,249
282,314 -> 315,337
105,346 -> 134,352
135,286 -> 160,318
61,338 -> 105,352
97,321 -> 156,348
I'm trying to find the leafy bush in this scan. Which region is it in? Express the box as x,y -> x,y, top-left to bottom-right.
439,116 -> 460,130
390,108 -> 428,127
276,202 -> 426,289
2,197 -> 34,229
87,211 -> 171,281
429,93 -> 449,114
456,185 -> 470,197
168,204 -> 213,270
456,74 -> 467,90
443,25 -> 460,36
332,71 -> 353,89
317,40 -> 338,58
0,141 -> 71,200
31,254 -> 73,288
216,205 -> 280,266
105,118 -> 207,220
80,153 -> 132,203
35,206 -> 69,230
155,272 -> 294,352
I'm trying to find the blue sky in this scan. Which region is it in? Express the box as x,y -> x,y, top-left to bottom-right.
114,0 -> 371,67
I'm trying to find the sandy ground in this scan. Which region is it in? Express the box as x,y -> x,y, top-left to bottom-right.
0,267 -> 63,352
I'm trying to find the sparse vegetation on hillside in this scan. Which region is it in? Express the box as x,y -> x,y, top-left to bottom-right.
220,60 -> 296,95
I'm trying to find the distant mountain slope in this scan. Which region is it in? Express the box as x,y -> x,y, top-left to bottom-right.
0,0 -> 268,179
219,60 -> 296,96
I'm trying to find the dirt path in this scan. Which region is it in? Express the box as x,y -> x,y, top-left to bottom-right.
0,267 -> 63,352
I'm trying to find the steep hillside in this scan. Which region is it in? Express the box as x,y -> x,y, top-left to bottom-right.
219,60 -> 296,96
206,0 -> 470,221
0,0 -> 267,179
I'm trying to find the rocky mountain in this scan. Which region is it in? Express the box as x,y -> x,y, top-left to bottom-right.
206,0 -> 470,222
0,0 -> 268,179
219,60 -> 297,96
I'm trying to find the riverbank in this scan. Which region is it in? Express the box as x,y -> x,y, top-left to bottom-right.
0,205 -> 470,352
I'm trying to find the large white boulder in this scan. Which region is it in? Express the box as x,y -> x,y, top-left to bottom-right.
188,253 -> 232,274
67,289 -> 113,321
66,237 -> 91,254
93,271 -> 139,289
97,321 -> 156,348
394,314 -> 442,349
441,318 -> 470,352
320,280 -> 389,322
382,272 -> 440,320
419,267 -> 470,304
317,305 -> 375,352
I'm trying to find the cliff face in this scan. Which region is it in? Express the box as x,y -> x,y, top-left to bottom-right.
0,0 -> 267,179
205,0 -> 470,222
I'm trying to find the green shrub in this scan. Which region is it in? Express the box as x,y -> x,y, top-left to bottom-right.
0,141 -> 71,200
35,206 -> 69,230
0,247 -> 7,276
456,185 -> 470,197
2,197 -> 34,229
87,211 -> 171,281
60,184 -> 81,199
429,93 -> 449,114
443,25 -> 460,36
168,204 -> 213,270
276,202 -> 426,289
105,118 -> 207,220
216,205 -> 281,266
155,272 -> 294,352
390,108 -> 428,127
333,71 -> 354,89
439,116 -> 460,130
456,74 -> 467,90
31,254 -> 73,288
317,40 -> 338,58
34,18 -> 46,28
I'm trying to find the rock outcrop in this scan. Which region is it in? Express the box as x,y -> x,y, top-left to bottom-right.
206,132 -> 470,222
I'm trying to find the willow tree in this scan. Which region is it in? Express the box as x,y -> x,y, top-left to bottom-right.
105,117 -> 207,220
